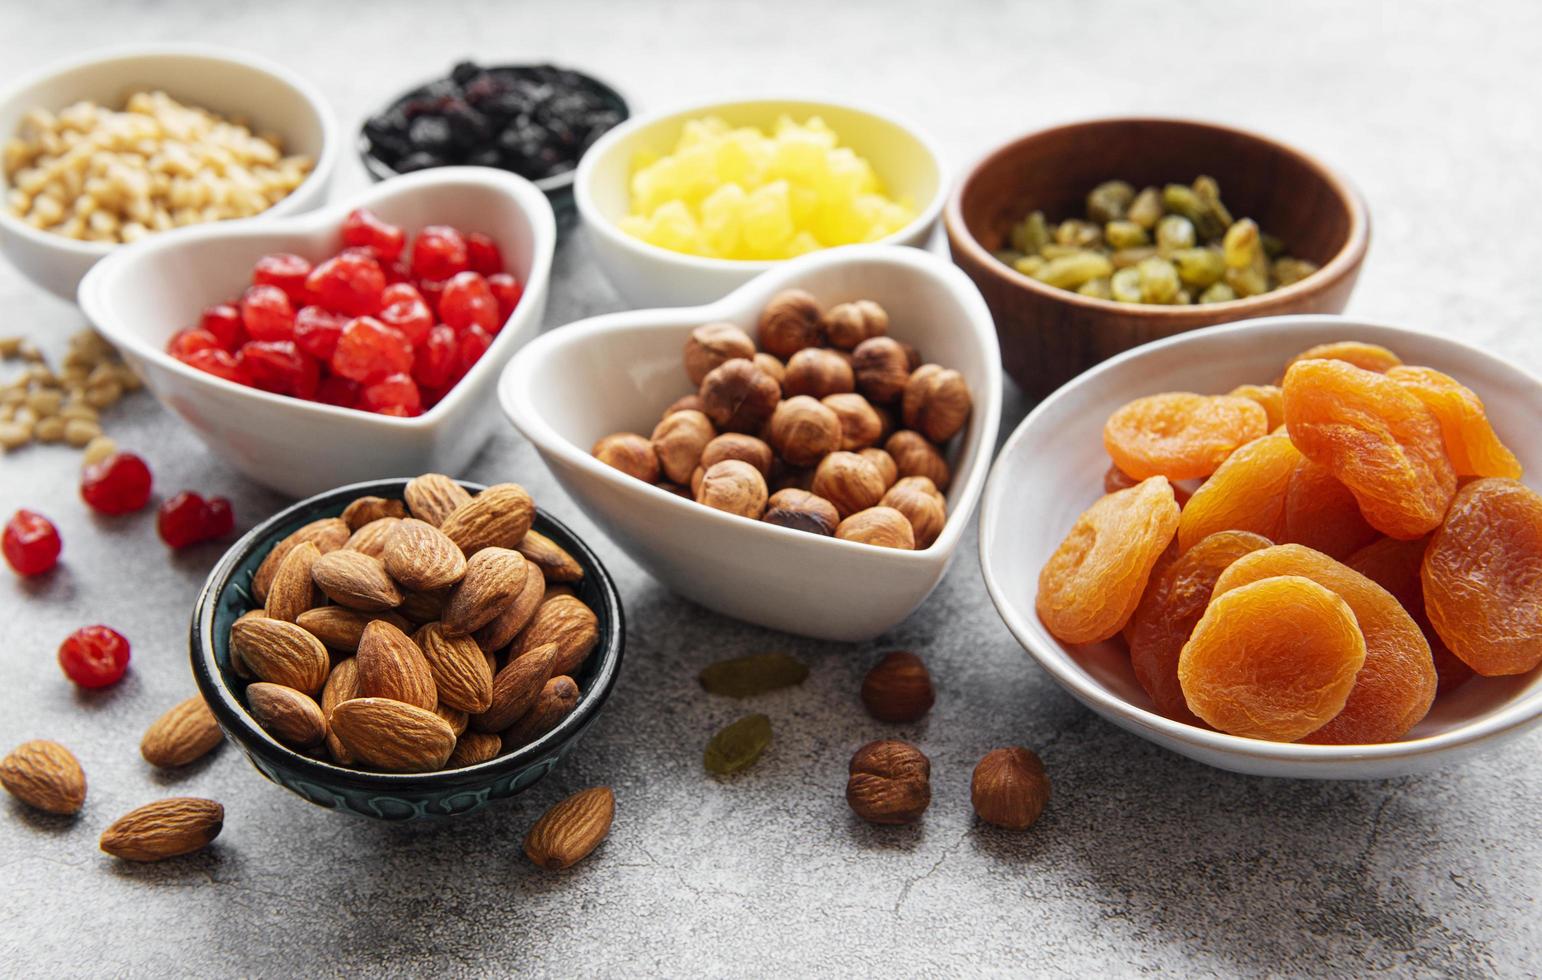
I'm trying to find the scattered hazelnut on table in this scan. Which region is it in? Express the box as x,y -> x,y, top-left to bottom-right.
835,505 -> 915,549
846,739 -> 931,825
824,299 -> 889,350
885,430 -> 952,490
700,358 -> 782,433
811,451 -> 887,519
757,289 -> 825,358
903,364 -> 973,443
762,488 -> 840,535
783,347 -> 855,399
768,395 -> 841,467
695,459 -> 768,519
684,322 -> 756,386
651,409 -> 715,485
971,747 -> 1051,830
860,651 -> 935,722
852,336 -> 912,404
592,433 -> 659,483
821,391 -> 884,450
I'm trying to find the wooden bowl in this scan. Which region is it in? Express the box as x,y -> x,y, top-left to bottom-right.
945,118 -> 1370,400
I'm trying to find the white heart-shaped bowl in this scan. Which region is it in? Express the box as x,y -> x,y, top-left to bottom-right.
980,314 -> 1542,779
500,245 -> 1001,641
574,97 -> 946,308
0,44 -> 340,301
79,168 -> 555,497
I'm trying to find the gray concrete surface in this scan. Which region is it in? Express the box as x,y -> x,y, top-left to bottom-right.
2,1 -> 1540,976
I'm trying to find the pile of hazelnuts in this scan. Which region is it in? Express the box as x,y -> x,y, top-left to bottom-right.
592,289 -> 972,550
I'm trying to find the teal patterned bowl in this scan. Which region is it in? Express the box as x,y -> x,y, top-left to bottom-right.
190,478 -> 624,820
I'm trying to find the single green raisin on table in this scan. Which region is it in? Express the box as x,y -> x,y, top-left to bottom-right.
698,652 -> 809,697
704,713 -> 773,775
998,176 -> 1318,305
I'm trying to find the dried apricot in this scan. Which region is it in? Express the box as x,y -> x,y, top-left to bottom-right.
1284,341 -> 1402,376
1422,478 -> 1542,676
1386,365 -> 1522,479
1279,458 -> 1380,560
1178,575 -> 1366,741
1127,530 -> 1272,724
1104,463 -> 1190,506
1103,393 -> 1268,481
1176,433 -> 1299,550
1037,477 -> 1180,644
1214,544 -> 1436,744
1228,384 -> 1285,430
1346,536 -> 1473,695
1283,358 -> 1456,539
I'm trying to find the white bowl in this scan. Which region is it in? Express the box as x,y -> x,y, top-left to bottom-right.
79,168 -> 555,498
980,315 -> 1542,779
500,245 -> 1001,641
0,45 -> 340,301
574,97 -> 946,309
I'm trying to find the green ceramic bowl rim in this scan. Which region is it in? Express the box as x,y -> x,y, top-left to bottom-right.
189,477 -> 625,793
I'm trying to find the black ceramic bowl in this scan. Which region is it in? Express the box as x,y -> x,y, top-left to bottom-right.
190,478 -> 624,820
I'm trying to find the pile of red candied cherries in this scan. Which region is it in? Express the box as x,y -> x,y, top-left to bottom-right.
167,209 -> 523,417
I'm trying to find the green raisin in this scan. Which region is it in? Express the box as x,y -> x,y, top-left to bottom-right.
1054,219 -> 1102,248
1077,277 -> 1112,299
1154,215 -> 1196,256
1010,211 -> 1051,255
1136,257 -> 1181,304
1272,256 -> 1319,286
1261,232 -> 1285,258
1086,180 -> 1135,224
1198,281 -> 1238,304
699,653 -> 809,697
1111,245 -> 1158,269
993,248 -> 1025,266
704,713 -> 772,775
1013,255 -> 1046,277
1035,252 -> 1114,290
1104,220 -> 1148,249
1164,183 -> 1225,240
1170,247 -> 1226,288
1192,175 -> 1234,230
1222,218 -> 1260,268
1038,243 -> 1085,259
1127,187 -> 1163,229
1225,253 -> 1270,297
1110,266 -> 1143,303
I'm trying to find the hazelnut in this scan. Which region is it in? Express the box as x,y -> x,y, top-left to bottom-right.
885,430 -> 951,491
823,299 -> 889,350
700,432 -> 774,476
684,322 -> 757,386
860,651 -> 935,722
690,465 -> 706,497
846,739 -> 931,825
650,409 -> 715,484
762,489 -> 840,536
757,289 -> 825,358
754,353 -> 786,387
852,337 -> 911,404
880,479 -> 947,549
770,465 -> 815,493
892,474 -> 943,504
971,747 -> 1051,830
783,348 -> 854,399
834,506 -> 915,549
767,395 -> 841,467
859,447 -> 898,488
821,392 -> 883,450
662,393 -> 706,420
699,358 -> 781,433
900,341 -> 923,371
811,451 -> 887,519
695,459 -> 768,519
902,364 -> 973,443
592,433 -> 659,483
655,481 -> 692,499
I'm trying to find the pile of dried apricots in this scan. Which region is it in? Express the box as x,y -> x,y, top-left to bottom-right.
1037,340 -> 1542,744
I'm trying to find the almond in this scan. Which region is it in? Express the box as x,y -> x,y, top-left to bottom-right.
473,562 -> 546,652
517,529 -> 584,583
502,674 -> 579,749
415,622 -> 494,713
443,547 -> 528,635
229,609 -> 264,678
404,473 -> 472,526
329,698 -> 456,772
100,798 -> 223,861
252,517 -> 349,602
440,482 -> 534,555
311,550 -> 402,611
435,701 -> 469,737
524,786 -> 614,870
512,595 -> 599,675
343,516 -> 401,559
398,587 -> 450,624
472,642 -> 557,733
321,657 -> 360,764
296,606 -> 411,652
384,518 -> 468,591
341,495 -> 407,530
447,732 -> 502,768
0,740 -> 86,815
356,619 -> 437,710
263,540 -> 319,623
140,696 -> 223,768
230,617 -> 330,695
246,683 -> 327,749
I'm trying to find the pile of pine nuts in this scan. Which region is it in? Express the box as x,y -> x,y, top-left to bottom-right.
0,330 -> 140,454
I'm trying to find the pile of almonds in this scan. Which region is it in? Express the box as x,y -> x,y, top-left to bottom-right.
233,473 -> 599,773
0,329 -> 141,454
593,289 -> 972,550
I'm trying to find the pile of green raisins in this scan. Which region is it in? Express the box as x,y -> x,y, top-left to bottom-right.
994,177 -> 1319,305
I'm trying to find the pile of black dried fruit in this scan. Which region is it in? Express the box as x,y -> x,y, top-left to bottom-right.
363,62 -> 625,182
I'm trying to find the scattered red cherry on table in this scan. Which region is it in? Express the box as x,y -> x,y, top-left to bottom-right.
2,509 -> 62,576
58,625 -> 131,688
80,452 -> 153,515
157,492 -> 235,549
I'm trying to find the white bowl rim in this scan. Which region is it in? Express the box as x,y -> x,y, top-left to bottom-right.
500,243 -> 1002,561
573,94 -> 948,273
979,312 -> 1542,765
77,166 -> 556,431
0,43 -> 343,259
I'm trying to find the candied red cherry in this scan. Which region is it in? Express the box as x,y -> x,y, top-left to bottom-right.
158,491 -> 211,549
81,452 -> 153,516
413,324 -> 458,390
316,375 -> 361,408
238,340 -> 320,399
342,208 -> 406,264
58,625 -> 130,689
361,372 -> 423,416
381,282 -> 425,307
410,225 -> 469,281
3,509 -> 61,576
168,328 -> 220,359
331,316 -> 414,383
417,277 -> 446,316
202,497 -> 235,540
253,252 -> 313,306
178,347 -> 247,385
457,323 -> 493,376
487,273 -> 523,323
378,296 -> 433,346
294,305 -> 345,360
465,232 -> 503,276
199,303 -> 245,349
306,252 -> 386,317
241,284 -> 296,342
440,271 -> 500,332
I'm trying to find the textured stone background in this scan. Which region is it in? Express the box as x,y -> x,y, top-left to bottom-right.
2,1 -> 1539,976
